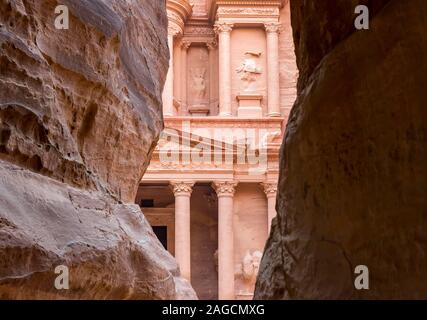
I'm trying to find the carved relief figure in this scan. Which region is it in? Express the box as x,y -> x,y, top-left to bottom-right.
235,250 -> 263,293
236,52 -> 262,92
190,67 -> 207,100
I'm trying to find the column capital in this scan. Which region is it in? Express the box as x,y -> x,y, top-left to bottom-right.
206,40 -> 217,51
171,181 -> 194,196
213,181 -> 238,197
214,22 -> 234,34
264,22 -> 281,34
181,40 -> 192,50
261,182 -> 277,197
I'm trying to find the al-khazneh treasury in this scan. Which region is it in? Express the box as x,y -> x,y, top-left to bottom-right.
136,0 -> 297,300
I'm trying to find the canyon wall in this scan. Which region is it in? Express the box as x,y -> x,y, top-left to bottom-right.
0,0 -> 196,299
255,0 -> 427,299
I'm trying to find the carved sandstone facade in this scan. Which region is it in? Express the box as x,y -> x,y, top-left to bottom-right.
136,0 -> 297,300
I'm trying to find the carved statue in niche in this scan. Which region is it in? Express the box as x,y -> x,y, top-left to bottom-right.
235,250 -> 263,293
203,192 -> 217,209
236,52 -> 262,92
190,67 -> 207,100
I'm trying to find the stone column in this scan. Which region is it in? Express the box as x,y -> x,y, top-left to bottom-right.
265,23 -> 281,117
163,26 -> 181,117
261,182 -> 278,233
171,181 -> 194,281
213,181 -> 237,300
214,22 -> 233,116
207,41 -> 217,114
181,41 -> 191,113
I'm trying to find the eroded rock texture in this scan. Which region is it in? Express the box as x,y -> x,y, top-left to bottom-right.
255,0 -> 427,299
0,0 -> 196,299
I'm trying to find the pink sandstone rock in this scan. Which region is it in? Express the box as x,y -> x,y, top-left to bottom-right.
255,0 -> 427,299
0,0 -> 196,299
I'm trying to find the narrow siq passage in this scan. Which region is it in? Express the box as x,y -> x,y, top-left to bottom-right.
1,0 -> 426,301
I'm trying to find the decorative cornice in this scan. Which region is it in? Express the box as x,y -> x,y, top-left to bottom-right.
213,181 -> 238,197
164,117 -> 284,135
217,7 -> 279,17
171,181 -> 194,196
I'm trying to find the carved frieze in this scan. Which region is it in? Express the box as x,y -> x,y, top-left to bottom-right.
164,117 -> 284,129
216,7 -> 279,18
149,158 -> 233,170
185,26 -> 215,36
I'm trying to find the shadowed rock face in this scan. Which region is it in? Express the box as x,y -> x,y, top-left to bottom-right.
255,0 -> 427,299
0,0 -> 167,202
0,0 -> 196,299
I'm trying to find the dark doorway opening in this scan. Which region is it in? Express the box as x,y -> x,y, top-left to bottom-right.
152,226 -> 168,250
140,199 -> 154,207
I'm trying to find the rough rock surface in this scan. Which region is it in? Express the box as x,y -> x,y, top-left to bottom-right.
0,0 -> 196,299
255,0 -> 427,299
0,0 -> 167,202
0,161 -> 195,299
